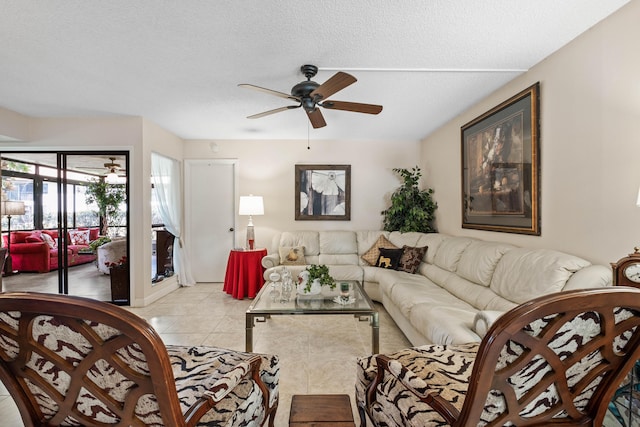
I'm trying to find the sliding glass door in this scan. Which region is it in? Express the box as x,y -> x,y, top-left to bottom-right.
0,151 -> 129,303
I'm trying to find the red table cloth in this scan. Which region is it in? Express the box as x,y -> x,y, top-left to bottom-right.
223,248 -> 267,299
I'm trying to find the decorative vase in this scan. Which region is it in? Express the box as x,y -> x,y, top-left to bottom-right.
297,272 -> 322,295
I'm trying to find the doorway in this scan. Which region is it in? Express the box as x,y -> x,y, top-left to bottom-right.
184,159 -> 236,282
0,151 -> 129,302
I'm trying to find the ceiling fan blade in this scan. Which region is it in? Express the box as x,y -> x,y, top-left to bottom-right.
309,72 -> 357,101
321,100 -> 383,115
238,84 -> 300,101
306,109 -> 327,129
247,105 -> 300,119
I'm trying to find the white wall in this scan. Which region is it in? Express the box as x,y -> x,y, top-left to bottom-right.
184,139 -> 421,250
422,0 -> 640,266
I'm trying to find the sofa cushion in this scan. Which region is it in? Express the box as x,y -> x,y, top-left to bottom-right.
25,231 -> 43,243
361,235 -> 398,265
69,229 -> 90,245
319,231 -> 357,254
456,241 -> 515,287
398,245 -> 428,274
278,246 -> 306,265
278,231 -> 320,256
376,248 -> 403,270
41,233 -> 57,249
432,237 -> 475,272
490,249 -> 591,304
78,227 -> 100,241
9,231 -> 32,244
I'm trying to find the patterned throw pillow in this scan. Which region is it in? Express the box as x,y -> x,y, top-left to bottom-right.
361,235 -> 398,265
69,229 -> 90,245
278,246 -> 306,265
398,245 -> 428,274
376,248 -> 404,270
41,233 -> 57,249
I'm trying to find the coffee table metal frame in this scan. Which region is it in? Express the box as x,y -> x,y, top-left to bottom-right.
246,280 -> 379,354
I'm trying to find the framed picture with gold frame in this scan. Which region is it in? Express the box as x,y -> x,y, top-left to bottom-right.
295,164 -> 351,220
461,82 -> 540,235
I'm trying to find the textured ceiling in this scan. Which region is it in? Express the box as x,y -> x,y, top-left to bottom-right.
0,1 -> 630,142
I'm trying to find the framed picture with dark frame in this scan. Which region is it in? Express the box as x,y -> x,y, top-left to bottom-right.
461,82 -> 540,235
295,164 -> 351,221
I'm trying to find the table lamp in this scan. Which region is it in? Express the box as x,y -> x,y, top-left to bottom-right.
239,195 -> 264,250
1,200 -> 26,275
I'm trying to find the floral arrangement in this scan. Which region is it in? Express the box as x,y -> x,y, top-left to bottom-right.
105,256 -> 127,269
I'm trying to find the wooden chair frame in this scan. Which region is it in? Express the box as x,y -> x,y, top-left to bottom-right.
0,292 -> 277,426
363,287 -> 640,426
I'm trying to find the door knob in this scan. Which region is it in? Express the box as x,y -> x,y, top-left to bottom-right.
229,227 -> 234,232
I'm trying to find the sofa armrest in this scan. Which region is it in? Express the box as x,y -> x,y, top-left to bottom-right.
262,253 -> 280,269
472,310 -> 504,338
367,355 -> 460,425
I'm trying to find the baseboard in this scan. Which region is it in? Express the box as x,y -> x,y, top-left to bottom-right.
132,276 -> 180,307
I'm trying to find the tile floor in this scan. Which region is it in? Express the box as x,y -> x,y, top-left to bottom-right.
0,278 -> 631,426
0,281 -> 411,426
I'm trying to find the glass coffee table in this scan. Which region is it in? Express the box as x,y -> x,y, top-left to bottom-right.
246,280 -> 379,354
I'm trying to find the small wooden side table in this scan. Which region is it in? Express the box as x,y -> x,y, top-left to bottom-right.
289,394 -> 355,426
223,248 -> 267,299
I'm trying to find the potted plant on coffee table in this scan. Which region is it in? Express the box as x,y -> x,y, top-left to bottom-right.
298,264 -> 335,295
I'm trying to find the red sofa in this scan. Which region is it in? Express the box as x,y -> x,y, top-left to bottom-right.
2,228 -> 99,273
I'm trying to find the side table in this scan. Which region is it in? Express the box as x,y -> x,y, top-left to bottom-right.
223,248 -> 267,299
289,394 -> 355,426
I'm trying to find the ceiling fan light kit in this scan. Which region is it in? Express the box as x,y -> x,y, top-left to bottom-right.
239,64 -> 383,129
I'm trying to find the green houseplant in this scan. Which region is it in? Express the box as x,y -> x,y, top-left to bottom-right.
299,264 -> 335,294
85,179 -> 126,236
381,166 -> 437,233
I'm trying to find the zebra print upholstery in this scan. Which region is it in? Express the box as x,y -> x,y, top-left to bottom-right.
0,292 -> 279,427
357,288 -> 640,426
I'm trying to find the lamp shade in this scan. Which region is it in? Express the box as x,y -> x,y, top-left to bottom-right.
1,200 -> 25,216
239,195 -> 264,216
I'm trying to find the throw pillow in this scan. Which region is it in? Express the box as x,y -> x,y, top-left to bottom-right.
69,229 -> 90,245
361,235 -> 398,265
41,233 -> 57,249
376,248 -> 404,270
25,231 -> 43,243
398,245 -> 428,274
279,246 -> 306,265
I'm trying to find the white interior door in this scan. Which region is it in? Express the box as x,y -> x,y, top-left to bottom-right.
184,159 -> 236,282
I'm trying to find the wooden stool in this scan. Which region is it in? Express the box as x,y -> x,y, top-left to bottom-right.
289,394 -> 356,426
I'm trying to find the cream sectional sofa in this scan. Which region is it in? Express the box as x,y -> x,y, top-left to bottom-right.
261,230 -> 612,346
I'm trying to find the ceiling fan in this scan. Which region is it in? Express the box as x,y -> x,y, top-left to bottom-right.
239,64 -> 383,129
103,157 -> 122,175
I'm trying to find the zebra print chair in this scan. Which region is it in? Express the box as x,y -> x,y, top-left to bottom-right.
0,292 -> 279,426
357,287 -> 640,426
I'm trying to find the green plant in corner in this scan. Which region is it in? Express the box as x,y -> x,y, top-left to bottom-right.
304,264 -> 335,292
381,166 -> 437,233
85,179 -> 127,236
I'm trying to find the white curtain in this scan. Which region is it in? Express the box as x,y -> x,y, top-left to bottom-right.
151,152 -> 195,286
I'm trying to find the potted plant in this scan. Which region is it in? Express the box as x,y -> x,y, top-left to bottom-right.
105,255 -> 128,303
298,264 -> 335,294
381,166 -> 438,233
85,179 -> 126,237
88,235 -> 111,253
